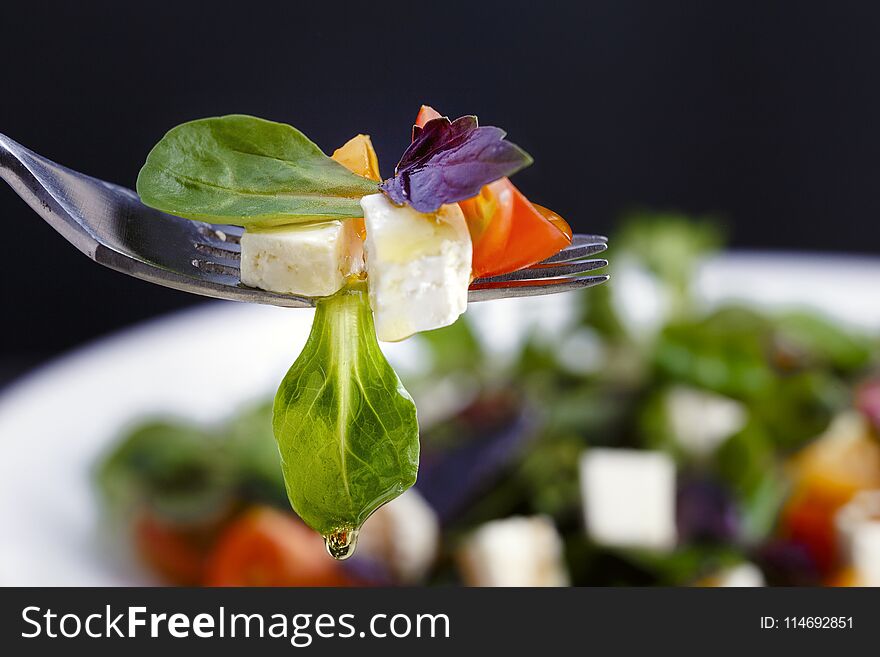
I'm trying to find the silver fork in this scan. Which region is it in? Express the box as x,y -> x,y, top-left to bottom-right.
0,133 -> 608,307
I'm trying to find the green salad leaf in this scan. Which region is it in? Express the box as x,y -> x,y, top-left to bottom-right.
273,286 -> 419,556
224,402 -> 287,506
96,421 -> 234,523
137,115 -> 379,228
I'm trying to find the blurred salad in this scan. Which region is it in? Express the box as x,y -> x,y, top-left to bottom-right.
96,213 -> 880,587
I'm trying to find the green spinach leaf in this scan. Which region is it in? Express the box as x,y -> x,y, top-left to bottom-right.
273,286 -> 419,557
137,115 -> 379,228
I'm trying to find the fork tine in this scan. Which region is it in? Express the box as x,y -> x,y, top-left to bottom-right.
194,222 -> 243,247
468,274 -> 610,301
571,233 -> 608,246
193,242 -> 241,261
540,235 -> 608,264
473,258 -> 608,284
187,232 -> 609,299
190,259 -> 240,277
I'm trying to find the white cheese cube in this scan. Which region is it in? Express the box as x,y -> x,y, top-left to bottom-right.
836,490 -> 880,586
360,193 -> 472,342
579,448 -> 677,550
853,523 -> 880,586
240,220 -> 363,297
356,488 -> 440,584
666,385 -> 747,457
711,562 -> 766,587
610,256 -> 671,338
458,516 -> 570,587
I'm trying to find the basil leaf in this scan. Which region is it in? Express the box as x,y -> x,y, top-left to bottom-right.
273,286 -> 419,556
137,115 -> 379,228
380,115 -> 533,213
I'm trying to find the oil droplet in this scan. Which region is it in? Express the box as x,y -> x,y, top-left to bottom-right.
324,527 -> 359,560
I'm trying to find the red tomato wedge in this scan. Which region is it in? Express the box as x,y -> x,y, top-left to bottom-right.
533,203 -> 574,239
134,512 -> 212,585
476,179 -> 572,278
781,489 -> 840,575
203,507 -> 351,587
458,178 -> 514,278
413,105 -> 572,278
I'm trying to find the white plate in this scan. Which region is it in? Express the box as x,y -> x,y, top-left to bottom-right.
1,252 -> 879,586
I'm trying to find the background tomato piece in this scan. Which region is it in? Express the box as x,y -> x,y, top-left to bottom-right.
134,512 -> 214,586
780,488 -> 843,574
203,507 -> 352,587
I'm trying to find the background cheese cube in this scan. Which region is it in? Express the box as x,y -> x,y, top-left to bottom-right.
579,448 -> 677,550
356,488 -> 439,584
853,523 -> 880,586
360,194 -> 472,342
240,220 -> 362,297
457,516 -> 570,587
666,385 -> 747,457
836,490 -> 880,585
703,562 -> 766,587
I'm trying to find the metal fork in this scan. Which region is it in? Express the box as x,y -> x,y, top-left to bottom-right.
0,133 -> 608,307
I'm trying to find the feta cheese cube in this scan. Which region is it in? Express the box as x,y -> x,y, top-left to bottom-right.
240,220 -> 363,297
666,385 -> 747,457
360,193 -> 472,342
836,490 -> 880,586
579,448 -> 677,550
710,562 -> 766,587
853,523 -> 880,586
458,516 -> 570,587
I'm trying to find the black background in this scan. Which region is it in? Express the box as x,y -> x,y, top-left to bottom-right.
2,1 -> 879,375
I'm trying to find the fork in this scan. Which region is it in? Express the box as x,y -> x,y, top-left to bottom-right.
0,133 -> 608,307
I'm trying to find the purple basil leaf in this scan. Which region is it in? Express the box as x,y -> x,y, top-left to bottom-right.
342,554 -> 395,586
380,115 -> 533,213
398,115 -> 479,171
416,402 -> 538,525
676,476 -> 740,544
752,539 -> 821,586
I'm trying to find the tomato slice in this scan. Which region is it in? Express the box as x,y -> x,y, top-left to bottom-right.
493,184 -> 571,276
461,178 -> 572,278
458,179 -> 514,278
134,512 -> 214,586
203,507 -> 351,587
781,488 -> 842,575
413,105 -> 571,278
533,203 -> 573,239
